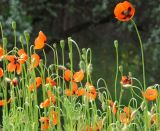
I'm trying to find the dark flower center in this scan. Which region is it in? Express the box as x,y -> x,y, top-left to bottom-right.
122,7 -> 132,19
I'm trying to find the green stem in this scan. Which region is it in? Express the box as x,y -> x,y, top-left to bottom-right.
131,19 -> 146,90
114,40 -> 119,101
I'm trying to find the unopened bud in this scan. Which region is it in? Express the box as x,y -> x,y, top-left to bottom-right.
12,21 -> 16,30
60,40 -> 65,49
87,63 -> 93,75
19,35 -> 24,44
24,31 -> 30,43
119,65 -> 123,73
114,40 -> 118,48
79,61 -> 85,71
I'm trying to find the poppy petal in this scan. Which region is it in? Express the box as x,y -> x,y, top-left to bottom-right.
7,63 -> 16,72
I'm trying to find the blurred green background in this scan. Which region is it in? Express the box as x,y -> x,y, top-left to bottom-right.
0,0 -> 160,103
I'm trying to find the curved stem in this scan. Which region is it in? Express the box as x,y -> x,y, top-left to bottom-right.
131,19 -> 146,90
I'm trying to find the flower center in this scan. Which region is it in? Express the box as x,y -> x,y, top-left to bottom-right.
122,7 -> 132,19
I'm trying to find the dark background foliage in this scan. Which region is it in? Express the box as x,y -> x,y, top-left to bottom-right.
0,0 -> 160,103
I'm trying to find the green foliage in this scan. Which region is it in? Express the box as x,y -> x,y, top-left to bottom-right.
0,0 -> 32,47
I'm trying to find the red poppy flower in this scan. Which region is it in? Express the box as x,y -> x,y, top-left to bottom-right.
120,76 -> 132,88
0,68 -> 4,78
34,31 -> 47,49
29,77 -> 42,91
11,78 -> 18,86
6,49 -> 28,74
114,1 -> 135,22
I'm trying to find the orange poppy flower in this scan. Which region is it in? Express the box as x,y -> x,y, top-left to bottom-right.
40,99 -> 51,108
65,89 -> 72,96
40,90 -> 56,108
120,112 -> 130,124
34,31 -> 47,49
108,100 -> 117,115
73,70 -> 84,82
143,87 -> 158,101
46,77 -> 56,86
85,83 -> 97,101
0,47 -> 5,59
64,69 -> 72,82
6,49 -> 28,74
151,114 -> 157,125
0,68 -> 4,78
51,111 -> 58,125
120,106 -> 134,124
76,88 -> 86,96
124,106 -> 131,117
65,82 -> 78,96
120,76 -> 132,88
39,117 -> 50,130
0,100 -> 5,107
30,54 -> 40,68
29,77 -> 42,91
114,1 -> 135,22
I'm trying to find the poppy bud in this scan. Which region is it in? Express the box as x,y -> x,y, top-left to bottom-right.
3,37 -> 7,47
53,43 -> 56,48
60,40 -> 65,49
87,63 -> 93,75
119,65 -> 123,73
19,35 -> 24,44
114,40 -> 118,48
24,31 -> 30,43
68,37 -> 72,48
79,60 -> 86,71
12,21 -> 16,30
